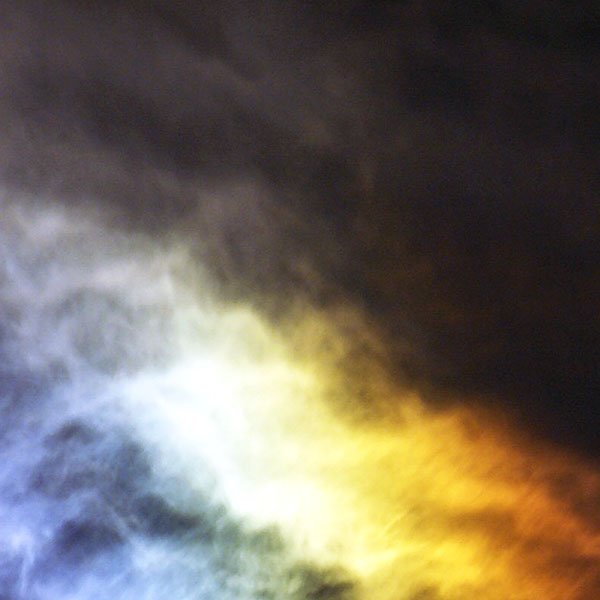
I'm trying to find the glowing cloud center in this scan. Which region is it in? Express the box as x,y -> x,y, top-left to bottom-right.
1,199 -> 599,599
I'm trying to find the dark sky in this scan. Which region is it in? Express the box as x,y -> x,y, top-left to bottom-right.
1,0 -> 599,456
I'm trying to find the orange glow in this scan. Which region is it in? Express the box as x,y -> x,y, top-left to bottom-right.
125,301 -> 600,599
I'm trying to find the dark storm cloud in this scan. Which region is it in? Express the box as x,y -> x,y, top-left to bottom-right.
326,3 -> 600,453
1,0 -> 599,456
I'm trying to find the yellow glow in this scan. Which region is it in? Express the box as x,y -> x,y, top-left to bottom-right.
116,295 -> 600,599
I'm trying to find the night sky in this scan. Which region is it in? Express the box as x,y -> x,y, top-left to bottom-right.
0,2 -> 599,599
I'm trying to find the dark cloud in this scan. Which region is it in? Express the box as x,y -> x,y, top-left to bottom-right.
0,0 -> 598,455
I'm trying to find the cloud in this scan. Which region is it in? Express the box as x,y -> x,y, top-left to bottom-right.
0,3 -> 598,597
1,196 -> 599,599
